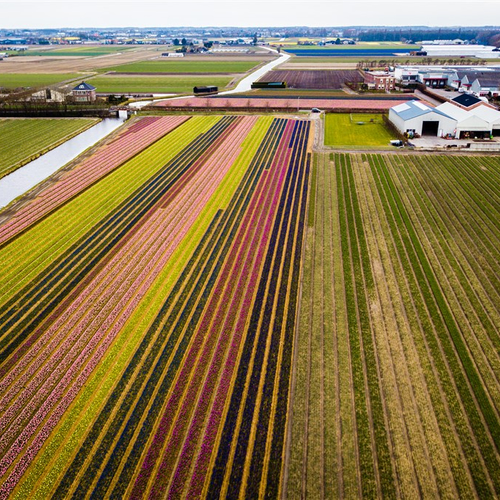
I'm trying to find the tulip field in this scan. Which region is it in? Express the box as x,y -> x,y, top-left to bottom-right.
2,111 -> 500,499
0,114 -> 311,498
288,152 -> 500,499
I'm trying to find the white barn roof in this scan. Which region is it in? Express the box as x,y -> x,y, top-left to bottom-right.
391,100 -> 453,121
436,102 -> 500,128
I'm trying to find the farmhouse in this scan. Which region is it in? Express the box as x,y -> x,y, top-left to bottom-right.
363,70 -> 396,90
71,82 -> 97,102
388,100 -> 456,137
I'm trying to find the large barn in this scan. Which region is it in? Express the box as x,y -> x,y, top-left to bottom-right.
436,101 -> 500,138
388,100 -> 456,137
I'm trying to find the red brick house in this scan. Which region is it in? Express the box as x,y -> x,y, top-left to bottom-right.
363,71 -> 396,91
71,81 -> 97,102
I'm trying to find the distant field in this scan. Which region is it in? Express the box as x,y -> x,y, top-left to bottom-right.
285,48 -> 417,57
88,75 -> 234,93
0,118 -> 96,178
262,69 -> 362,89
106,60 -> 262,74
23,46 -> 136,57
284,43 -> 419,50
0,73 -> 83,89
324,113 -> 395,147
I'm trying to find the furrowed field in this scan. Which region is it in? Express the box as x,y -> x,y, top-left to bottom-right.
0,118 -> 97,178
0,114 -> 311,498
288,152 -> 500,499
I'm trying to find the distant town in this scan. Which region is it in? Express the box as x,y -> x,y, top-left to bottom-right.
1,25 -> 500,48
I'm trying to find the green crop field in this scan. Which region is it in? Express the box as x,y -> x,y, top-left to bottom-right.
0,73 -> 84,90
324,113 -> 395,148
23,46 -> 136,57
106,60 -> 262,74
87,74 -> 234,93
289,151 -> 500,499
0,118 -> 97,178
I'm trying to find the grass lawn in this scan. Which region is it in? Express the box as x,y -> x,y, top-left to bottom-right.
106,60 -> 262,74
88,75 -> 234,93
0,74 -> 85,89
324,113 -> 395,147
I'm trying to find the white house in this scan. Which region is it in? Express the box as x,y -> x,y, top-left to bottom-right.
389,100 -> 456,137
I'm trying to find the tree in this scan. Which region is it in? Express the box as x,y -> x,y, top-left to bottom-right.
173,38 -> 180,46
181,38 -> 187,46
335,37 -> 341,45
252,33 -> 258,46
204,41 -> 213,49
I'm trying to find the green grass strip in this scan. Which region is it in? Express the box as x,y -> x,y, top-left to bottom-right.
339,153 -> 396,499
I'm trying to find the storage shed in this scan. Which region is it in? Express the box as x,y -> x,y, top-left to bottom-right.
437,101 -> 500,138
389,100 -> 456,137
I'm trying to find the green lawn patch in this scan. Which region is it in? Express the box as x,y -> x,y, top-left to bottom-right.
24,46 -> 135,57
324,113 -> 395,147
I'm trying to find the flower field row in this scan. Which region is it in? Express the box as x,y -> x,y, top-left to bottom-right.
154,96 -> 412,111
0,114 -> 312,499
288,151 -> 500,499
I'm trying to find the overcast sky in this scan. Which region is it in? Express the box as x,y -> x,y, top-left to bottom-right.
2,1 -> 500,29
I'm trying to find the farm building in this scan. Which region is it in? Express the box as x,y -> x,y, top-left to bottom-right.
436,101 -> 500,138
471,76 -> 500,97
451,69 -> 500,95
31,88 -> 67,103
421,44 -> 500,59
71,82 -> 97,102
363,71 -> 396,90
388,100 -> 456,137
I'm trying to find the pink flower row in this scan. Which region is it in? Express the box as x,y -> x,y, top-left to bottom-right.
156,97 -> 410,111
